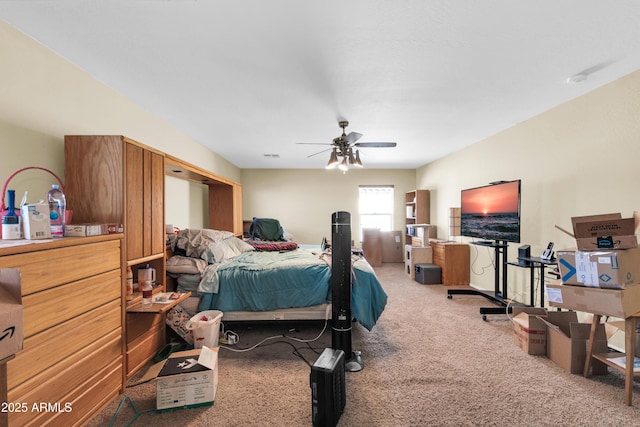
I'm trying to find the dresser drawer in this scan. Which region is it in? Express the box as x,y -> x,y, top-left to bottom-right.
7,300 -> 121,390
0,239 -> 121,296
127,320 -> 165,377
22,269 -> 121,337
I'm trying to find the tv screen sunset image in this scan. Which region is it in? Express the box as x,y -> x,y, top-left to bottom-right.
461,181 -> 520,242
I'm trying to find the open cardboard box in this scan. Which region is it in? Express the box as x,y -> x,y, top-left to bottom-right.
0,268 -> 24,361
138,347 -> 218,411
556,247 -> 640,289
555,212 -> 640,250
538,311 -> 608,375
511,307 -> 548,355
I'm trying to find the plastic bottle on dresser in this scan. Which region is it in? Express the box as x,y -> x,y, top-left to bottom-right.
1,189 -> 21,240
141,281 -> 153,308
47,184 -> 66,238
126,266 -> 134,296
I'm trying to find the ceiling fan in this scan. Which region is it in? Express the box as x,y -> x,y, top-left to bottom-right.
298,121 -> 397,171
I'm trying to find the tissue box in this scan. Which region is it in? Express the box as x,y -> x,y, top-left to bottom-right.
20,203 -> 51,239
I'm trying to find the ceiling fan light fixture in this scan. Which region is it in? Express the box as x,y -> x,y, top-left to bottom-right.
339,156 -> 349,171
326,148 -> 339,169
353,149 -> 363,167
348,147 -> 356,164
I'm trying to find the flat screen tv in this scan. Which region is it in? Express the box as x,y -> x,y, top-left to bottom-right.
460,180 -> 521,243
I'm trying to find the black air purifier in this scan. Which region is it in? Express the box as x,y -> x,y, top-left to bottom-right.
310,348 -> 346,427
518,244 -> 531,266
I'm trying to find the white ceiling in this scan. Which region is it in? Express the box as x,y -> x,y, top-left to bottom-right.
2,1 -> 640,170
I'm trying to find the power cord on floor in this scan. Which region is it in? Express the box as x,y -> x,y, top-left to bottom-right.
219,304 -> 331,353
219,316 -> 330,353
107,395 -> 155,427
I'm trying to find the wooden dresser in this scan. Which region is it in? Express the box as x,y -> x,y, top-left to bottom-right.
0,235 -> 123,426
431,241 -> 470,286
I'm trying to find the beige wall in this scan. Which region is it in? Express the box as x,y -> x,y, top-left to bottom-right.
0,19 -> 240,200
417,69 -> 640,304
165,176 -> 209,230
240,169 -> 416,245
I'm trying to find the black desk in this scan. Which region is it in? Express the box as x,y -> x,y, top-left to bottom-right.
507,256 -> 557,308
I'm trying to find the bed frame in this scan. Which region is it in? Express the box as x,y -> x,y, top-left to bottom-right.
179,294 -> 330,322
220,302 -> 331,322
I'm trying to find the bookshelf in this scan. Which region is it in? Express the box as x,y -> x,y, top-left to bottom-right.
405,189 -> 430,245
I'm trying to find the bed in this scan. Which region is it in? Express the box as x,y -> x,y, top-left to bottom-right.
167,228 -> 387,331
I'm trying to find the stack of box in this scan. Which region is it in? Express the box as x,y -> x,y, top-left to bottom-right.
555,213 -> 640,290
541,212 -> 640,372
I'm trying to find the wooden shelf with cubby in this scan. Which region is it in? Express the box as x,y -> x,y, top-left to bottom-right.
405,189 -> 430,245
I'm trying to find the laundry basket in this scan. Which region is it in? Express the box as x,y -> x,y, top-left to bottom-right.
1,166 -> 68,238
187,310 -> 223,349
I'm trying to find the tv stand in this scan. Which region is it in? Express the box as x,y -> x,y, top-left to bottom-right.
447,240 -> 519,320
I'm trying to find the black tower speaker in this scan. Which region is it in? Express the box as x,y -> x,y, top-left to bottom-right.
330,211 -> 363,372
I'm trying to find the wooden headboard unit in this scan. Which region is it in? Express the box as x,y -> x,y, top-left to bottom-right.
164,154 -> 243,236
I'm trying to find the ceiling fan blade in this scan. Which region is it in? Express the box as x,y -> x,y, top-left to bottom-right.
344,132 -> 363,144
307,147 -> 333,158
296,142 -> 332,145
355,142 -> 397,148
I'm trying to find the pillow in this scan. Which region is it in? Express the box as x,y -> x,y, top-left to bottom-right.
176,274 -> 203,291
201,236 -> 255,263
173,228 -> 235,258
166,255 -> 208,274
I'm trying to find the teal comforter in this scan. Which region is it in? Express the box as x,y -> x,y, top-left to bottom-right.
197,249 -> 387,331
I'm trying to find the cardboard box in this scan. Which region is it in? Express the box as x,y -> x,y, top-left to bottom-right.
63,223 -> 110,237
138,347 -> 218,411
539,311 -> 608,375
20,203 -> 51,239
0,268 -> 24,360
546,281 -> 640,318
571,213 -> 639,250
511,307 -> 548,355
556,248 -> 640,289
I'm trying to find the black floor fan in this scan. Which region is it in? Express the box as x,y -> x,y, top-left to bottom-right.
331,211 -> 364,372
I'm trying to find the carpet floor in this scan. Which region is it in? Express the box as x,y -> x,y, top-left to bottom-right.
88,263 -> 640,426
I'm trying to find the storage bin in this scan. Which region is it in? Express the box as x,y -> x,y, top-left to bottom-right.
415,263 -> 441,284
187,310 -> 223,348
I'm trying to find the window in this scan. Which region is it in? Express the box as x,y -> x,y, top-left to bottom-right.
359,185 -> 394,240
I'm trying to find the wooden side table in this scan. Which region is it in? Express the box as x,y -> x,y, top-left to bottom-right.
584,312 -> 640,406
